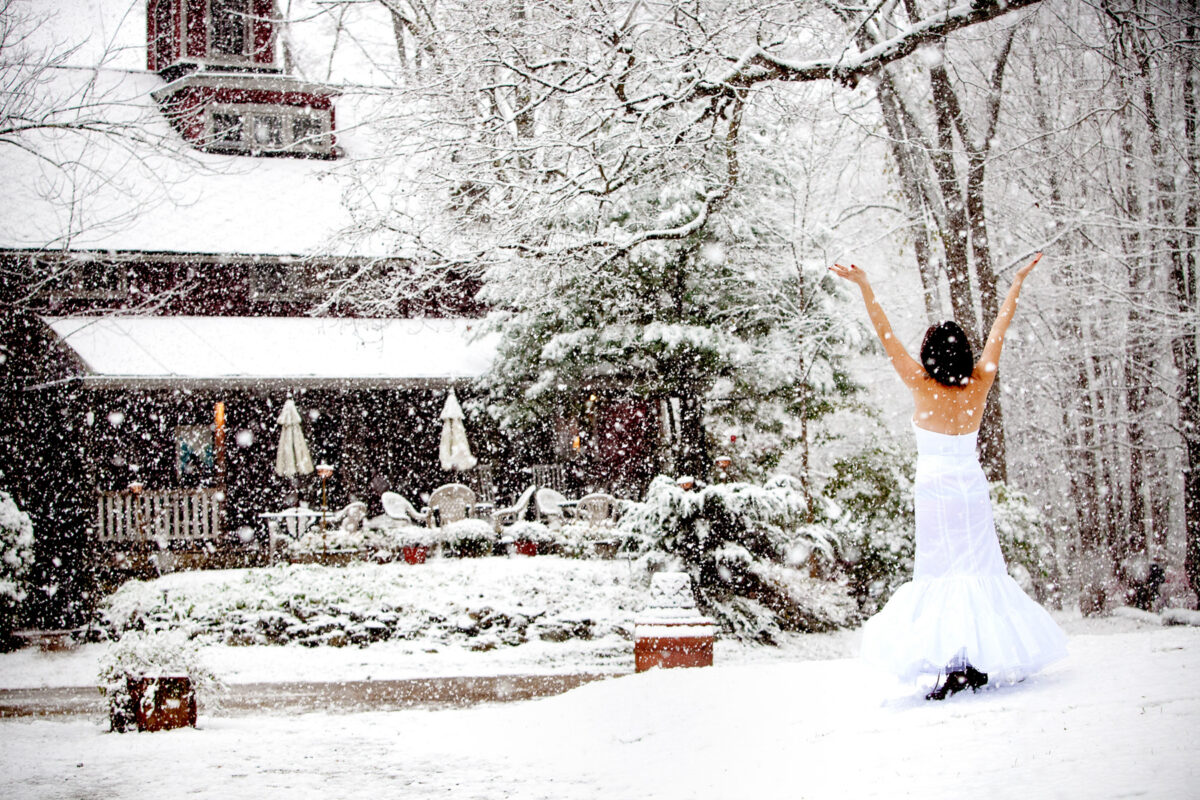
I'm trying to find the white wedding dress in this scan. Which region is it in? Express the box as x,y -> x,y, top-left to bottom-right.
859,423 -> 1067,682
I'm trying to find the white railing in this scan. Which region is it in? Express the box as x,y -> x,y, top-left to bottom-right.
96,488 -> 224,543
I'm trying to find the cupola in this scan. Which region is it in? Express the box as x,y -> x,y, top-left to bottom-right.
148,0 -> 340,159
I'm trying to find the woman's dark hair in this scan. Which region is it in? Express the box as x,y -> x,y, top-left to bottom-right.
920,321 -> 974,387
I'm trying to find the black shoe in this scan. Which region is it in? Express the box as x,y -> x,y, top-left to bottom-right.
965,665 -> 988,691
925,670 -> 969,701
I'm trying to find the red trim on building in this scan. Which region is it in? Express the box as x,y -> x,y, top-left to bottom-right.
187,0 -> 206,60
252,0 -> 275,65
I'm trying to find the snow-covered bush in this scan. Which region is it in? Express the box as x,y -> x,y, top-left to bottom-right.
98,561 -> 640,650
362,524 -> 437,555
438,518 -> 498,557
503,520 -> 559,551
991,483 -> 1060,605
556,520 -> 617,558
293,526 -> 369,554
97,630 -> 224,731
821,444 -> 915,613
0,491 -> 35,638
617,475 -> 851,640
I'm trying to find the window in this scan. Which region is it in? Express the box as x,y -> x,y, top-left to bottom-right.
176,425 -> 214,485
253,113 -> 283,149
211,112 -> 244,147
37,260 -> 127,300
249,261 -> 326,302
291,115 -> 325,149
203,104 -> 333,157
210,0 -> 252,60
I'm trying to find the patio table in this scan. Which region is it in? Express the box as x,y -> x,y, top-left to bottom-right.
260,508 -> 325,561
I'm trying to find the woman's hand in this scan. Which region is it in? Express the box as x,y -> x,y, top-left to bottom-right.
829,263 -> 870,288
1015,252 -> 1042,281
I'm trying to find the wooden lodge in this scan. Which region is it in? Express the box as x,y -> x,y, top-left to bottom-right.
0,0 -> 664,626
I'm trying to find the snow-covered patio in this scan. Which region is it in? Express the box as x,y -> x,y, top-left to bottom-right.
1,616 -> 1197,799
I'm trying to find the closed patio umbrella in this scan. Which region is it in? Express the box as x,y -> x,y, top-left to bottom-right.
439,389 -> 477,472
275,398 -> 315,478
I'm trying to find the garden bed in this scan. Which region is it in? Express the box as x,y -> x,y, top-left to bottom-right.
98,557 -> 646,652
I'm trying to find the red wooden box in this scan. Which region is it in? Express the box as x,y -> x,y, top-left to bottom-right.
129,676 -> 197,732
634,630 -> 714,672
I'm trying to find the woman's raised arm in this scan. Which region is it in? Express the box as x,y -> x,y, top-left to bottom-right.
975,253 -> 1042,384
830,263 -> 926,387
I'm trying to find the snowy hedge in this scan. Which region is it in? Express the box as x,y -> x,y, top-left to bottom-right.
97,559 -> 642,651
617,475 -> 856,641
0,491 -> 35,637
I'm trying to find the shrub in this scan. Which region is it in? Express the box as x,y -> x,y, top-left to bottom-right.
360,524 -> 434,561
616,475 -> 851,640
97,630 -> 224,732
991,483 -> 1060,605
0,491 -> 35,639
503,520 -> 559,551
439,519 -> 497,558
555,520 -> 617,558
821,443 -> 915,613
293,526 -> 368,554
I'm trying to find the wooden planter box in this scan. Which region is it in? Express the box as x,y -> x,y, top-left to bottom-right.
633,621 -> 715,672
128,675 -> 197,732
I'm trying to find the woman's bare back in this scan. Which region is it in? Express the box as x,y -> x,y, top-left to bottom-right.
910,373 -> 991,435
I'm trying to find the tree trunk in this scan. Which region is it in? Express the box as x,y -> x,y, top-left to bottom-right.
876,73 -> 941,322
676,391 -> 709,480
927,65 -> 981,347
1112,42 -> 1153,571
1175,26 -> 1200,606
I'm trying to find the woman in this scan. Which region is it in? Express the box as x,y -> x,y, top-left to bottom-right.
830,255 -> 1066,700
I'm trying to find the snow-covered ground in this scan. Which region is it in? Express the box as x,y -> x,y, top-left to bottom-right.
1,557 -> 1198,800
0,557 -> 858,689
1,615 -> 1196,799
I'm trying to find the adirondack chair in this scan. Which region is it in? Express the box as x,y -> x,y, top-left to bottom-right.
535,487 -> 575,528
574,492 -> 619,525
492,484 -> 536,533
381,491 -> 429,525
427,483 -> 476,527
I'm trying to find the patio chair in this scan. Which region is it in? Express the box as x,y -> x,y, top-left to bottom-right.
574,492 -> 619,525
330,501 -> 369,532
491,484 -> 536,533
535,487 -> 574,528
381,491 -> 429,525
427,483 -> 476,527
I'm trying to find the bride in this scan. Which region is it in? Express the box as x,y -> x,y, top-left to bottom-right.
829,254 -> 1066,699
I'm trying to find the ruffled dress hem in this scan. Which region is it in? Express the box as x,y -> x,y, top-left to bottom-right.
860,572 -> 1067,682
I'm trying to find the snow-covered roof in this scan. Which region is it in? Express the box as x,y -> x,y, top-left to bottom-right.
0,0 -> 407,258
44,316 -> 499,389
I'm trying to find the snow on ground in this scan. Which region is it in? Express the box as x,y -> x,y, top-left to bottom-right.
2,560 -> 1197,798
1,620 -> 1196,800
0,557 -> 858,688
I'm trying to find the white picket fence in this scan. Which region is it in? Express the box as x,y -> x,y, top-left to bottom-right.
96,488 -> 224,543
